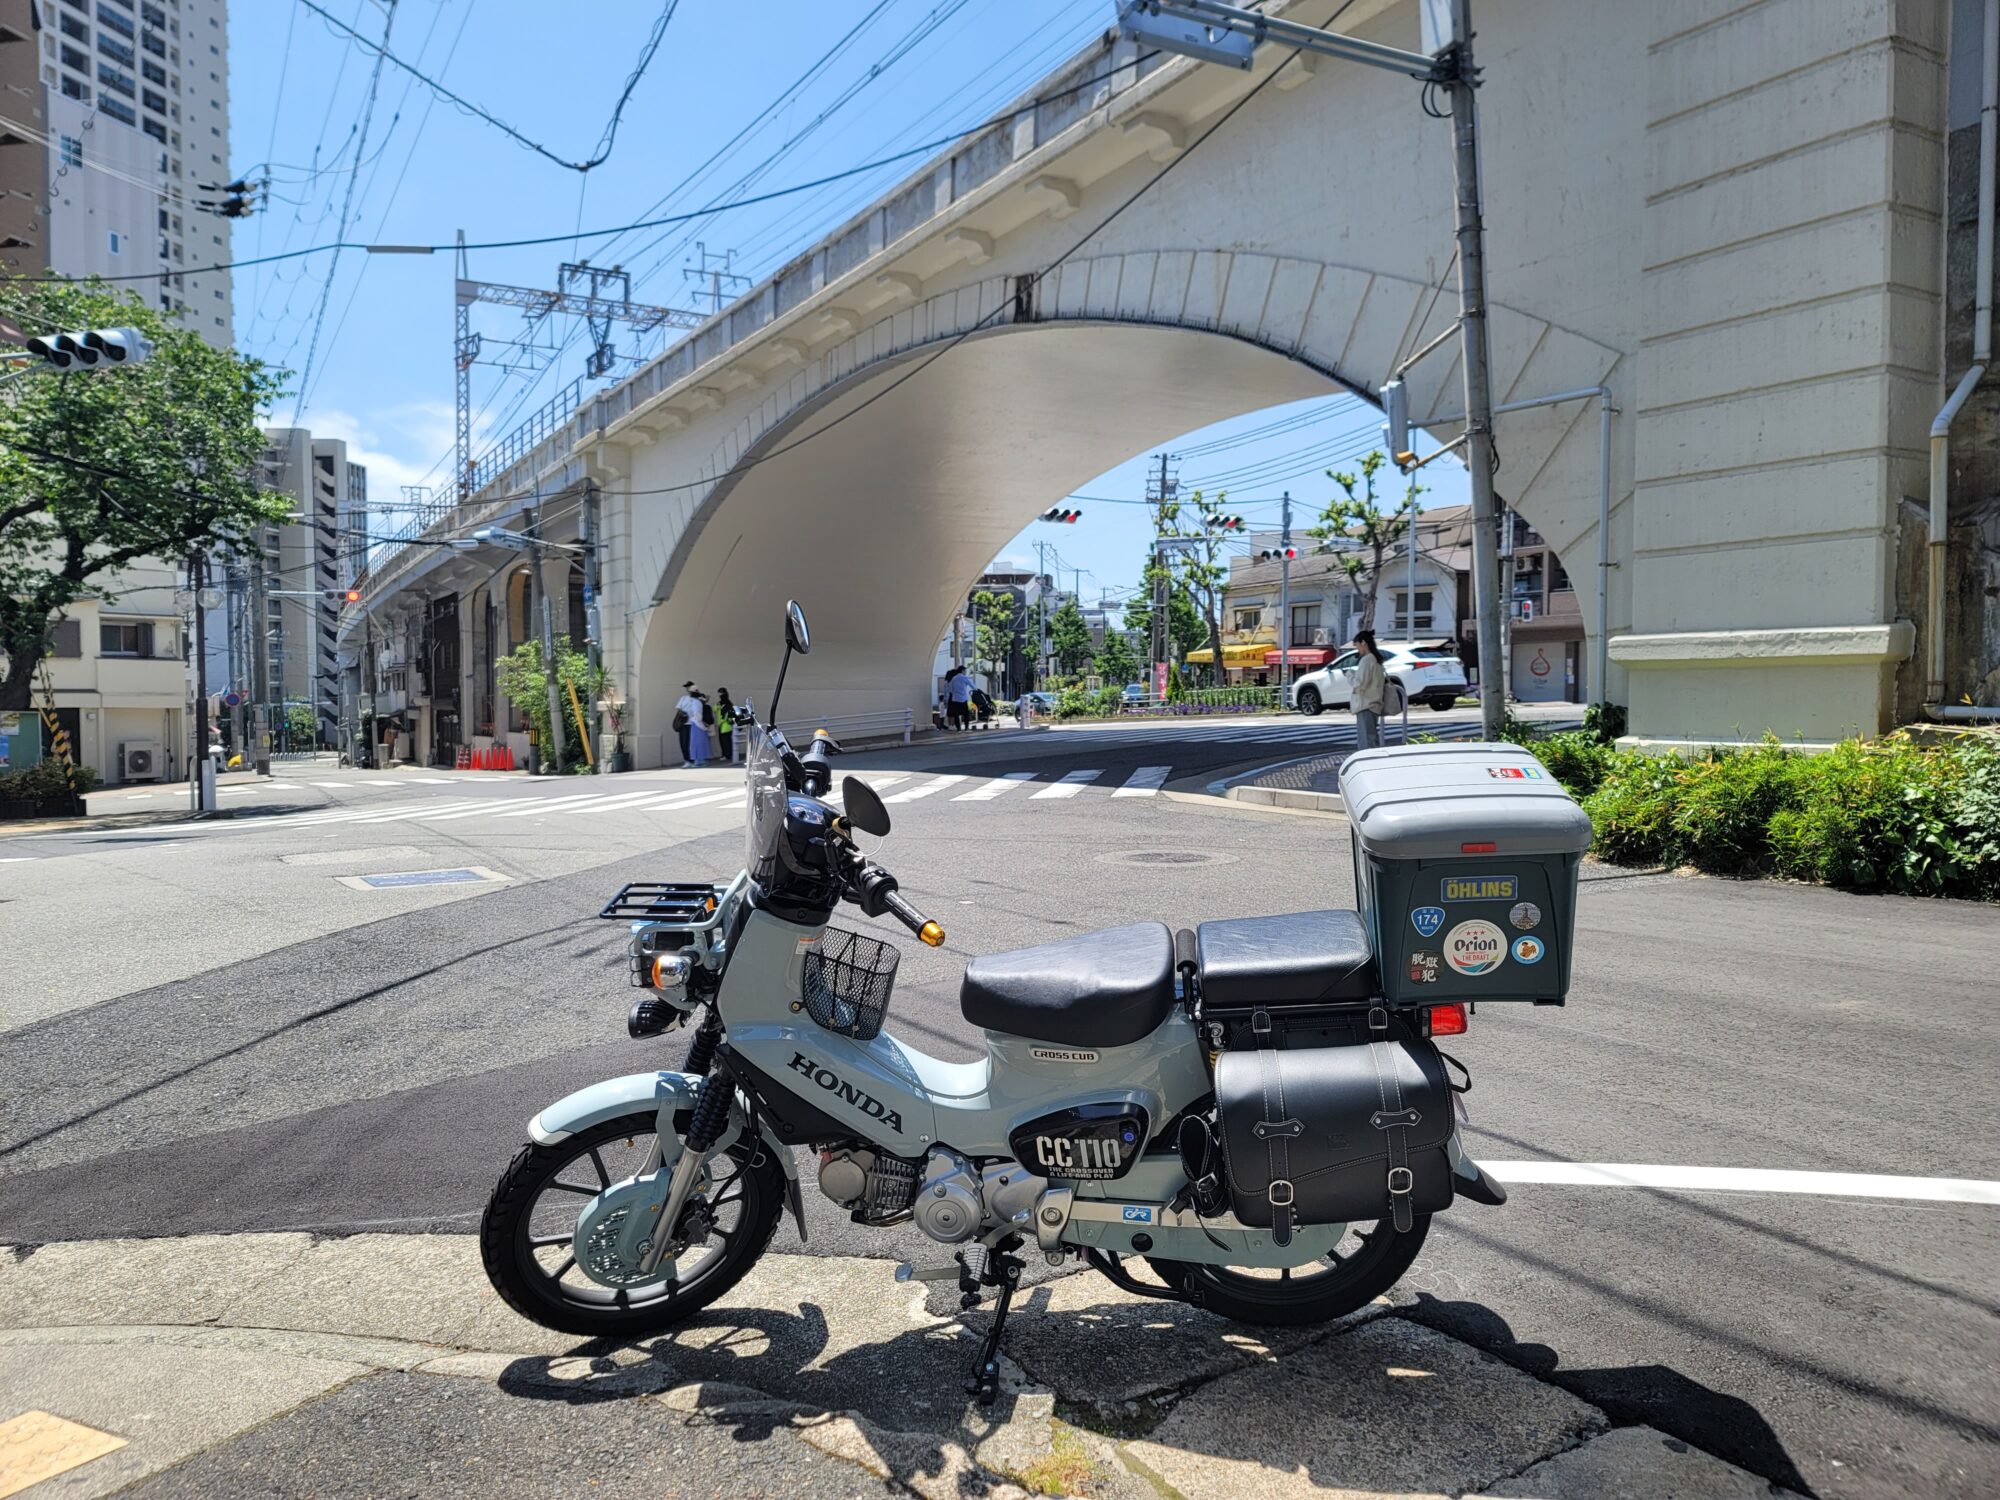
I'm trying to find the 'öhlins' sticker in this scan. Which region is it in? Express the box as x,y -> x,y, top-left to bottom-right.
1443,920 -> 1506,976
1442,875 -> 1518,902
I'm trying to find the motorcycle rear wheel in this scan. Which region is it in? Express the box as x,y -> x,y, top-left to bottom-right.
481,1110 -> 785,1339
1147,1213 -> 1430,1326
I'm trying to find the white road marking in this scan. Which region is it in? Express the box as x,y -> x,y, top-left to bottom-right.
625,787 -> 744,812
956,772 -> 1037,801
309,782 -> 347,789
1113,765 -> 1173,797
1483,1161 -> 2000,1205
1031,769 -> 1101,799
492,792 -> 630,819
407,776 -> 457,785
359,779 -> 402,786
0,856 -> 34,862
256,799 -> 467,829
346,799 -> 518,825
886,775 -> 967,803
567,789 -> 699,815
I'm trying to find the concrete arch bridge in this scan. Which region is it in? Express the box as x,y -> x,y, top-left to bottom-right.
348,0 -> 1962,767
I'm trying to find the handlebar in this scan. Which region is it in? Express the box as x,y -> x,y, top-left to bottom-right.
881,887 -> 945,948
839,844 -> 945,947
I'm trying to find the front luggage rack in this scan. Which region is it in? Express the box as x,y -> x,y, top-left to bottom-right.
800,926 -> 899,1041
600,882 -> 722,922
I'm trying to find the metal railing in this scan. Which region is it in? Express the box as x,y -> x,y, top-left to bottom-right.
465,376 -> 585,498
772,707 -> 914,747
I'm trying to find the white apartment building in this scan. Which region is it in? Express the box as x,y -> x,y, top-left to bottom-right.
252,429 -> 367,746
42,562 -> 188,784
34,0 -> 232,340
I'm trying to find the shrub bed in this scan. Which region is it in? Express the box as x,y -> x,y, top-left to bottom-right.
1501,715 -> 1999,901
0,757 -> 98,817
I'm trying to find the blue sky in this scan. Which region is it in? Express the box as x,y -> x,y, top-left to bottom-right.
228,0 -> 1466,598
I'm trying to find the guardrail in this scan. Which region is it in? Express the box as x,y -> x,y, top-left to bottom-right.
772,708 -> 914,748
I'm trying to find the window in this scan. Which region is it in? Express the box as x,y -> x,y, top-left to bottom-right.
99,620 -> 155,657
96,61 -> 134,96
1289,602 -> 1321,646
140,29 -> 164,56
96,4 -> 134,38
60,74 -> 89,100
106,229 -> 122,254
143,117 -> 165,144
157,206 -> 169,230
60,11 -> 89,41
99,32 -> 135,66
1232,606 -> 1264,634
1392,590 -> 1434,632
52,620 -> 83,658
61,43 -> 88,71
142,87 -> 165,113
1549,555 -> 1572,592
141,57 -> 164,84
100,95 -> 134,124
141,1 -> 165,24
59,134 -> 83,168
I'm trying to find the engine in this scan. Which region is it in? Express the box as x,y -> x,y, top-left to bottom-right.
913,1149 -> 983,1243
816,1147 -> 919,1224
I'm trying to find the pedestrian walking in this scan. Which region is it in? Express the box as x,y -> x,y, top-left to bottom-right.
674,680 -> 701,764
1351,629 -> 1389,752
714,687 -> 736,763
947,665 -> 974,731
686,690 -> 713,768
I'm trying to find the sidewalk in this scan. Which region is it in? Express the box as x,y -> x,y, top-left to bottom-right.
0,1233 -> 1792,1498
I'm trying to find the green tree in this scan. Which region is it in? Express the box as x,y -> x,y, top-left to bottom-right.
1094,627 -> 1138,685
1123,556 -> 1209,673
971,588 -> 1017,689
1310,451 -> 1422,638
495,635 -> 604,771
1048,597 -> 1091,676
0,278 -> 287,710
282,702 -> 317,750
1153,487 -> 1235,684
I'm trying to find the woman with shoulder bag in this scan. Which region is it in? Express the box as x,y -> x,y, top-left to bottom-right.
714,688 -> 736,763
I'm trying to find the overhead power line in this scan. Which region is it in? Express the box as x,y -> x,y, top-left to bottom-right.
294,0 -> 678,175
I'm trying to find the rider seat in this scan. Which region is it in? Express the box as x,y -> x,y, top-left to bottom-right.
1194,910 -> 1378,1011
960,921 -> 1177,1048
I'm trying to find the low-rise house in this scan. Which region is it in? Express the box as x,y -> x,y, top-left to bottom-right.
44,564 -> 189,785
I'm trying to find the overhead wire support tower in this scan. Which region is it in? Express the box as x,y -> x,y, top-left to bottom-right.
453,229 -> 708,502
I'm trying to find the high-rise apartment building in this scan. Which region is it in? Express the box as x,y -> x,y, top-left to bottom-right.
14,0 -> 232,341
253,429 -> 367,747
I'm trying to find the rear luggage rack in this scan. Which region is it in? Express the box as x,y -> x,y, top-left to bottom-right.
599,882 -> 723,921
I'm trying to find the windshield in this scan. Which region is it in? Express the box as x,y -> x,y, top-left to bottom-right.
744,720 -> 790,881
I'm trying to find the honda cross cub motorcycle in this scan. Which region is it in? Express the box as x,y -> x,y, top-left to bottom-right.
481,602 -> 1590,1403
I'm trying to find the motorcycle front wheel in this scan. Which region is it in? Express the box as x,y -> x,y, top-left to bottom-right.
480,1110 -> 785,1339
1146,1213 -> 1430,1327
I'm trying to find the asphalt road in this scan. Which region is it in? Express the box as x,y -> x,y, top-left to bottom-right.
3,720 -> 1995,1498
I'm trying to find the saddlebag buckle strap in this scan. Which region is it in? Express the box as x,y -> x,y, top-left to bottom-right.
1386,1166 -> 1415,1196
1250,1007 -> 1274,1041
1367,1005 -> 1389,1037
1253,1117 -> 1304,1140
1267,1178 -> 1296,1207
1371,1108 -> 1422,1130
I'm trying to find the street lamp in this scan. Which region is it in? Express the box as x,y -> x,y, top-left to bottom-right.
1118,0 -> 1506,740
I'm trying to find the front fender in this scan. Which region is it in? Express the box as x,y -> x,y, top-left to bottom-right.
527,1070 -> 799,1188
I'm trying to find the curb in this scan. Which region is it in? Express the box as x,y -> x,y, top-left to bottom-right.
1226,784 -> 1347,815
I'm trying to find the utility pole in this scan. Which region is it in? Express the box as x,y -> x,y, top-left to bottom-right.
1446,0 -> 1505,740
1277,491 -> 1293,688
248,553 -> 273,776
1034,538 -> 1049,690
1497,502 -> 1515,708
1146,452 -> 1177,697
581,480 -> 605,773
524,505 -> 565,773
1405,474 -> 1419,646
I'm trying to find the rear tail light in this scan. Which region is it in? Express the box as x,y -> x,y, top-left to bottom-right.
1429,1003 -> 1468,1036
1461,841 -> 1496,853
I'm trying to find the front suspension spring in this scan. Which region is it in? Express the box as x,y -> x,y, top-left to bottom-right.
682,1016 -> 722,1077
682,1069 -> 733,1153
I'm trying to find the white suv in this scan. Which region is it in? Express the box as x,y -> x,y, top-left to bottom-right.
1289,644 -> 1468,715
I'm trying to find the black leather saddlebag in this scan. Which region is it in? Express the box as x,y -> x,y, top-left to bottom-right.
1215,1023 -> 1454,1243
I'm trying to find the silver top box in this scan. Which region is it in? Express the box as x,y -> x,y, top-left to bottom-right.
1340,742 -> 1593,861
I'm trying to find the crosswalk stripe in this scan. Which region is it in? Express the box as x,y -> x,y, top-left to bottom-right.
359,779 -> 402,786
956,772 -> 1037,801
309,781 -> 346,788
625,786 -> 744,812
886,774 -> 967,803
1031,769 -> 1101,800
349,798 -> 518,825
1113,765 -> 1172,797
490,793 -> 617,819
566,789 -> 699,815
250,798 -> 463,830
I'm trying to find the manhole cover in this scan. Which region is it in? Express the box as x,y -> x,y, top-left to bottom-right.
337,865 -> 512,891
1093,850 -> 1239,868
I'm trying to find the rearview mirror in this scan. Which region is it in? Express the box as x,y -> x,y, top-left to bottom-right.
841,775 -> 891,837
785,600 -> 811,656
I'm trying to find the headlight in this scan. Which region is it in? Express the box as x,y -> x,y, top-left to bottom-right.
650,953 -> 693,988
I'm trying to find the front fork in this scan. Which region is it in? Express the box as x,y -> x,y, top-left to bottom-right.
635,1012 -> 733,1276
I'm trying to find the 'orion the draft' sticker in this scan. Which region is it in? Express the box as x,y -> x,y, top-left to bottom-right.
1408,950 -> 1442,984
1511,935 -> 1545,965
1410,905 -> 1446,937
1509,901 -> 1541,931
1443,920 -> 1507,976
1442,875 -> 1519,902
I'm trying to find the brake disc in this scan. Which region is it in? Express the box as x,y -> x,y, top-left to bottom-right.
571,1164 -> 712,1288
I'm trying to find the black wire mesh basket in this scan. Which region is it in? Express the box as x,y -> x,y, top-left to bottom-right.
801,926 -> 900,1041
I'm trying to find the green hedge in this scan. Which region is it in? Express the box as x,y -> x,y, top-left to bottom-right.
0,757 -> 99,811
1502,717 -> 2000,901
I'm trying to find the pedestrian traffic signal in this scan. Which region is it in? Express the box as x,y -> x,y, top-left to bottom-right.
24,326 -> 153,370
1039,507 -> 1082,523
1380,379 -> 1417,470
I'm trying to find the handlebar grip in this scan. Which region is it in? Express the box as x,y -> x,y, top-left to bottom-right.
882,889 -> 945,948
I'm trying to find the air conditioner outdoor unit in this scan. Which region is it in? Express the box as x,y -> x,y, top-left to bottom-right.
119,739 -> 163,782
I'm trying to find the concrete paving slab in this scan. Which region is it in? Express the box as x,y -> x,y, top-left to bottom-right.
0,1338 -> 366,1500
1125,1315 -> 1604,1499
0,1323 -> 441,1373
0,1235 -> 313,1329
1479,1424 -> 1807,1498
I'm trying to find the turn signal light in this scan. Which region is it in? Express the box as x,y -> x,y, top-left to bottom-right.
1460,841 -> 1496,854
918,921 -> 946,948
1429,1003 -> 1468,1036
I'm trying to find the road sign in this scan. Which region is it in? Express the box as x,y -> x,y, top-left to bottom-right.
222,690 -> 244,708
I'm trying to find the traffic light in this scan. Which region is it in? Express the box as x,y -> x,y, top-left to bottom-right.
324,588 -> 363,604
1381,379 -> 1416,470
1258,546 -> 1297,562
1210,515 -> 1246,531
25,326 -> 153,370
1039,507 -> 1082,523
197,179 -> 258,218
345,588 -> 362,604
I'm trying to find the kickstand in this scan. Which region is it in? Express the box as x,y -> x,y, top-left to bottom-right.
959,1241 -> 1024,1406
